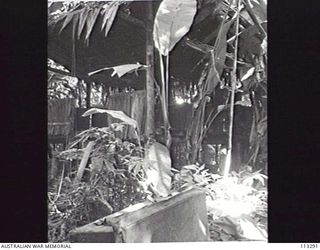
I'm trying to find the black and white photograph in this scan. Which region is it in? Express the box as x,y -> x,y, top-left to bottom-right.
47,0 -> 268,243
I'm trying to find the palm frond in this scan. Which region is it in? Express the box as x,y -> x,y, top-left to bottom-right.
49,2 -> 124,44
77,7 -> 89,39
101,2 -> 120,37
84,7 -> 101,44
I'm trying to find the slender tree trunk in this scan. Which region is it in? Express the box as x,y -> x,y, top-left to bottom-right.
78,80 -> 82,108
86,81 -> 91,108
145,1 -> 155,138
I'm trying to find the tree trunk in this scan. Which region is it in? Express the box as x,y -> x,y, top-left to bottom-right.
86,81 -> 91,108
144,1 -> 155,138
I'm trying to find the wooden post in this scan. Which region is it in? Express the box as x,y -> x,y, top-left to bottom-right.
86,81 -> 91,108
145,1 -> 155,138
71,17 -> 80,107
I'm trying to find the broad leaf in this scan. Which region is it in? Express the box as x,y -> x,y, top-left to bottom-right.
144,142 -> 172,197
203,19 -> 234,95
82,108 -> 138,129
88,62 -> 145,78
153,0 -> 197,56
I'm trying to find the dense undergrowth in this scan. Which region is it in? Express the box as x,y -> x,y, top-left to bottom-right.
48,124 -> 151,242
49,133 -> 267,242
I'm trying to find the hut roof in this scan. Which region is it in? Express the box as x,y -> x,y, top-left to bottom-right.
48,1 -> 222,89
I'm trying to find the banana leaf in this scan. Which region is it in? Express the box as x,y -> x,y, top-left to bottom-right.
153,0 -> 197,56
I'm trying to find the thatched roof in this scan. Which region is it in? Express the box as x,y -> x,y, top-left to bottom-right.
48,1 -> 222,89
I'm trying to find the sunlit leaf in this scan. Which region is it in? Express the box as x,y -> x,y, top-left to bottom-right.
211,174 -> 222,180
153,0 -> 197,56
217,104 -> 227,113
89,63 -> 145,78
198,164 -> 206,171
194,174 -> 205,183
182,165 -> 198,171
241,67 -> 255,81
261,36 -> 267,55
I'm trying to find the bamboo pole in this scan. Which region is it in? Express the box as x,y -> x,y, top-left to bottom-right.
165,54 -> 170,113
224,0 -> 242,178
